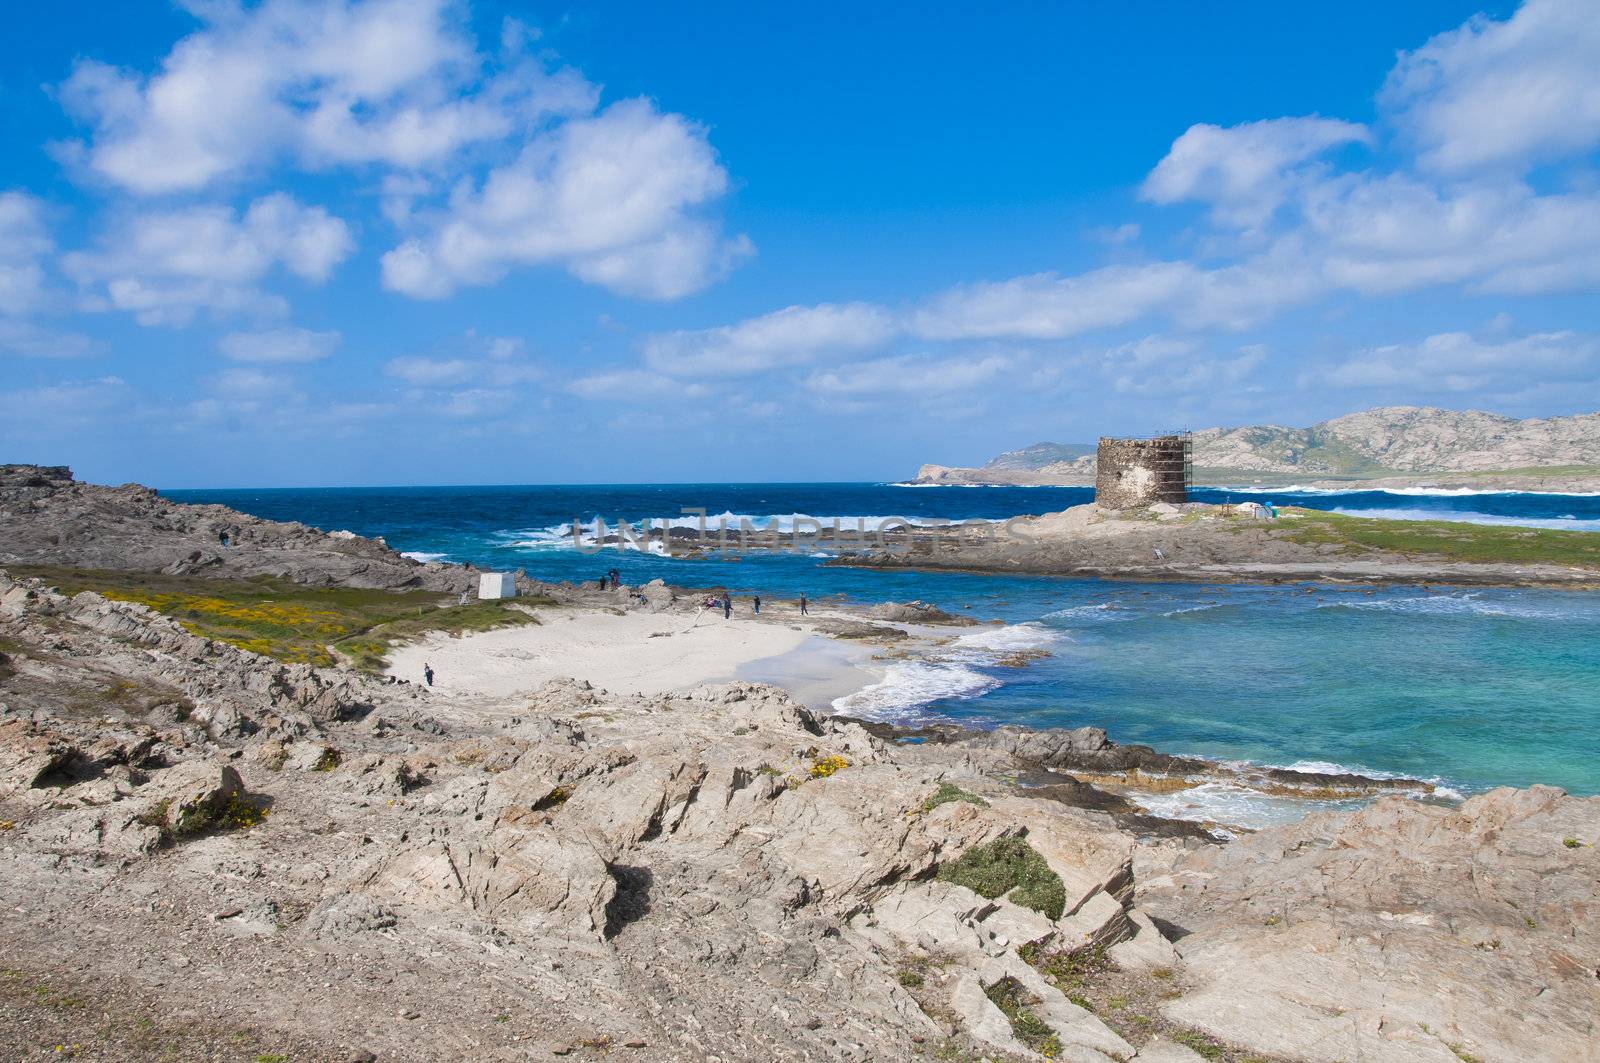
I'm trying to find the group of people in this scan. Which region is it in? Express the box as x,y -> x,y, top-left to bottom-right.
597,568 -> 622,590
702,591 -> 807,618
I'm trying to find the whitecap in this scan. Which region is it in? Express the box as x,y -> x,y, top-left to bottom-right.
831,661 -> 1001,723
401,551 -> 447,562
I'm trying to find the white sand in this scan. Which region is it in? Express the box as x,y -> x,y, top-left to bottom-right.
386,607 -> 878,703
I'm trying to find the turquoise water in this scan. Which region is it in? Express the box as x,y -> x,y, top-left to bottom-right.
166,482 -> 1600,805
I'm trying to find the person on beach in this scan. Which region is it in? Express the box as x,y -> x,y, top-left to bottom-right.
799,592 -> 808,615
218,530 -> 230,548
722,593 -> 732,619
597,575 -> 607,589
423,663 -> 434,687
753,595 -> 761,615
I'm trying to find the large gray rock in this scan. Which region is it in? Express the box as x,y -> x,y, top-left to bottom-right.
1143,785 -> 1600,1063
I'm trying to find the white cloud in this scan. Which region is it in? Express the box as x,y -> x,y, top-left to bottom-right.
567,368 -> 710,401
385,355 -> 474,385
1142,116 -> 1370,227
1303,175 -> 1600,295
0,192 -> 55,316
219,326 -> 341,363
385,332 -> 544,387
0,376 -> 130,430
382,99 -> 748,300
1382,0 -> 1600,174
63,193 -> 354,326
1312,329 -> 1599,392
804,353 -> 1014,397
55,0 -> 597,194
644,302 -> 897,377
0,320 -> 102,359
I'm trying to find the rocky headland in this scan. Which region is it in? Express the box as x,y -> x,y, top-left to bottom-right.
2,466 -> 1598,1061
834,501 -> 1600,589
914,406 -> 1600,491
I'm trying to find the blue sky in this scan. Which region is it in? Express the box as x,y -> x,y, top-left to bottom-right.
4,0 -> 1599,487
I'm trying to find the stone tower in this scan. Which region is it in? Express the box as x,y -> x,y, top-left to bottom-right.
1094,435 -> 1190,509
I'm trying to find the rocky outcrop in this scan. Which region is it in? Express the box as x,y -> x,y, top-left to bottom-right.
2,566 -> 1596,1061
1142,786 -> 1600,1062
0,464 -> 475,591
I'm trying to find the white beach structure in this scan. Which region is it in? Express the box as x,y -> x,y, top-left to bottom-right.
478,572 -> 517,599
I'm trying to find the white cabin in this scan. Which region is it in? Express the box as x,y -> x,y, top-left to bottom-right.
478,572 -> 517,599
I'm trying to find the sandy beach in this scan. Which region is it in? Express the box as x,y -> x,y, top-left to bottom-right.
386,604 -> 884,706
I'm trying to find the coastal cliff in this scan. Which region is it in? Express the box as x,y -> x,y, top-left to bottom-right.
2,469 -> 1597,1061
915,405 -> 1600,488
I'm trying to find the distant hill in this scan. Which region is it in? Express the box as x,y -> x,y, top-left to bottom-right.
981,442 -> 1096,471
914,406 -> 1600,489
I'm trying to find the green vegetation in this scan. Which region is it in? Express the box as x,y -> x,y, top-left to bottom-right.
1173,1030 -> 1227,1060
1019,943 -> 1109,993
9,566 -> 550,669
938,835 -> 1066,920
1273,509 -> 1600,569
1563,837 -> 1582,848
982,977 -> 1061,1055
920,782 -> 989,813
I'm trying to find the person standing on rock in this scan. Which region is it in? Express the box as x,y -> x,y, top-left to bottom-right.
753,595 -> 761,615
423,663 -> 434,687
799,592 -> 808,616
722,592 -> 732,619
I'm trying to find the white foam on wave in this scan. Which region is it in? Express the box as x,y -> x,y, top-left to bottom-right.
829,621 -> 1060,723
1327,506 -> 1598,531
1133,782 -> 1370,832
1042,602 -> 1127,622
948,622 -> 1065,655
501,511 -> 1006,552
1319,592 -> 1579,623
1219,484 -> 1600,498
831,661 -> 1002,723
401,550 -> 447,562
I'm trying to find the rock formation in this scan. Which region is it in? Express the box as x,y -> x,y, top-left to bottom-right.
3,566 -> 1597,1061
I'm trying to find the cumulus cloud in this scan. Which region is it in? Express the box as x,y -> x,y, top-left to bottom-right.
62,193 -> 354,326
219,326 -> 341,363
55,0 -> 596,194
1382,0 -> 1600,174
1142,116 -> 1370,227
644,302 -> 897,377
381,99 -> 749,300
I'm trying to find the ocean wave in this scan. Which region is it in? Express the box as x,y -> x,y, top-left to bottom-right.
1132,781 -> 1370,832
1326,506 -> 1598,531
1270,759 -> 1465,800
500,512 -> 1005,552
401,550 -> 448,562
831,661 -> 1002,722
1042,602 -> 1127,622
948,622 -> 1065,655
1218,485 -> 1600,498
1318,592 -> 1579,622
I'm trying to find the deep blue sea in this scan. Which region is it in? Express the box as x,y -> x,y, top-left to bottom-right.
167,482 -> 1600,819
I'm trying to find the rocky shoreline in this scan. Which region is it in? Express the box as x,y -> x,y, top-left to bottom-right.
3,465 -> 1598,1061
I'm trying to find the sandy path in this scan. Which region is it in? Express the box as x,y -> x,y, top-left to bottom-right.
386,606 -> 876,701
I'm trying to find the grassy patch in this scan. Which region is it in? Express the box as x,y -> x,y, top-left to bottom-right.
982,977 -> 1060,1056
938,835 -> 1066,920
1272,510 -> 1600,569
1020,943 -> 1109,993
9,567 -> 549,669
920,782 -> 988,813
